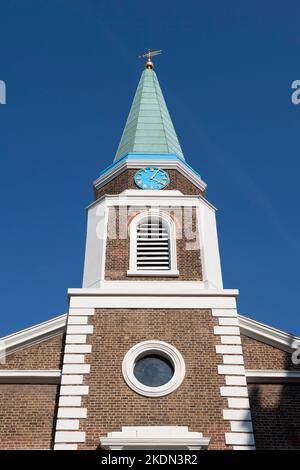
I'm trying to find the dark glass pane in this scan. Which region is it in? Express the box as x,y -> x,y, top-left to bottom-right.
134,354 -> 174,387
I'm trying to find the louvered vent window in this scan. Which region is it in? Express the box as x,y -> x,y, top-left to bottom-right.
136,217 -> 170,271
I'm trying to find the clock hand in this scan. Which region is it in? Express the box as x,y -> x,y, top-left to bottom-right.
150,169 -> 160,180
152,178 -> 165,184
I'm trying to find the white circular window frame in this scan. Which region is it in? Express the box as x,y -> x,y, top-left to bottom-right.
122,340 -> 186,398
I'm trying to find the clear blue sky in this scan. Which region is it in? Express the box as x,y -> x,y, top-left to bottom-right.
1,1 -> 299,336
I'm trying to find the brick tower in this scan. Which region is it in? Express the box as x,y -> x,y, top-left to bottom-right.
53,54 -> 256,450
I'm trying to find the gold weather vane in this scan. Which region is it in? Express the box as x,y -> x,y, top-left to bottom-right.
139,49 -> 162,69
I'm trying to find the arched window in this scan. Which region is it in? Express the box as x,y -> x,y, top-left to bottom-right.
127,211 -> 179,277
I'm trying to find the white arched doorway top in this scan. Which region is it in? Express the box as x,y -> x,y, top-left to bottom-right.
127,210 -> 179,277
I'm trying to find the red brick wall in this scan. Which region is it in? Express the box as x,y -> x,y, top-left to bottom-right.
248,384 -> 300,449
0,384 -> 58,449
1,333 -> 64,370
78,308 -> 231,450
95,169 -> 204,200
241,335 -> 300,371
242,335 -> 300,448
105,207 -> 202,281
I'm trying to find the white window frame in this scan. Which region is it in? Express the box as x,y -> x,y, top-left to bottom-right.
127,210 -> 179,277
122,340 -> 186,398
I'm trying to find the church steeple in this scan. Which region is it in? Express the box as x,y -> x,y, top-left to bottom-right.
114,66 -> 185,162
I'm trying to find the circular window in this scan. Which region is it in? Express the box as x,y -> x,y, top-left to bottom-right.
134,354 -> 175,387
122,340 -> 185,397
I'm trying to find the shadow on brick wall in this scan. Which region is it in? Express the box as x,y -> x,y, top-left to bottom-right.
249,336 -> 300,449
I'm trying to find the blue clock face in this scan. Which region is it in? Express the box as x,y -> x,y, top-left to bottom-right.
134,168 -> 170,190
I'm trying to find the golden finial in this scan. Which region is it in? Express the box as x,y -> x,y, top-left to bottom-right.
139,49 -> 162,69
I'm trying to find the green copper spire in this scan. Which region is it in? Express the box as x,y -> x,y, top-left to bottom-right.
114,67 -> 185,162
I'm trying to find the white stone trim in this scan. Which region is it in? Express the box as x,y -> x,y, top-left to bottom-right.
61,375 -> 84,385
102,193 -> 207,208
66,325 -> 93,335
246,370 -> 300,383
223,409 -> 252,421
212,309 -> 237,317
57,408 -> 87,419
60,385 -> 89,395
68,316 -> 89,325
214,326 -> 240,336
82,198 -> 108,287
63,354 -> 85,364
122,189 -> 184,197
70,287 -> 237,296
225,376 -> 247,386
216,345 -> 243,354
74,281 -> 233,295
212,308 -> 255,450
54,443 -> 78,450
0,314 -> 66,357
239,314 -> 300,353
218,317 -> 239,326
220,336 -> 241,345
65,335 -> 87,344
127,269 -> 180,277
69,295 -> 237,310
56,420 -> 80,430
64,344 -> 92,354
55,431 -> 85,443
227,398 -> 250,409
225,433 -> 255,446
223,355 -> 244,365
100,204 -> 109,282
197,203 -> 223,290
220,386 -> 248,397
230,421 -> 253,433
59,396 -> 82,407
0,369 -> 61,384
54,308 -> 94,450
62,364 -> 90,374
218,365 -> 245,375
69,308 -> 94,316
100,426 -> 210,450
233,445 -> 255,450
122,340 -> 185,398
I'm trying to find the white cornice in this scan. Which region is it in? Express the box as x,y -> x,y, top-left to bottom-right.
67,286 -> 239,297
86,190 -> 217,212
89,281 -> 206,293
0,369 -> 61,384
93,158 -> 207,193
0,314 -> 67,357
239,314 -> 300,353
246,370 -> 300,383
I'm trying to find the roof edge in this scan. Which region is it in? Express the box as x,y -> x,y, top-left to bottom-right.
0,314 -> 67,357
239,314 -> 299,353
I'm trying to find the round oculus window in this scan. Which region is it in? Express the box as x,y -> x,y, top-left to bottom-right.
133,354 -> 174,387
122,340 -> 185,397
